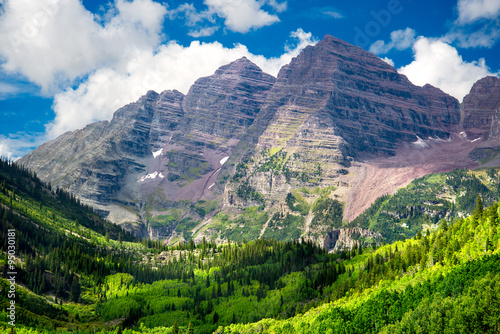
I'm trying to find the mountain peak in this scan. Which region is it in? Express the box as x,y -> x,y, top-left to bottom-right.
316,34 -> 381,59
467,76 -> 500,95
214,56 -> 268,77
463,76 -> 500,138
319,34 -> 356,46
464,75 -> 500,106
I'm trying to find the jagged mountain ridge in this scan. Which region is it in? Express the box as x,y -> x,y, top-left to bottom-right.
19,35 -> 500,247
21,57 -> 276,235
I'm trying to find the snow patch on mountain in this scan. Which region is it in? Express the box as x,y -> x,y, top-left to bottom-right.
138,171 -> 165,182
153,148 -> 163,158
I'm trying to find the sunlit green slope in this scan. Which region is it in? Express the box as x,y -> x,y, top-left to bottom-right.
1,158 -> 500,334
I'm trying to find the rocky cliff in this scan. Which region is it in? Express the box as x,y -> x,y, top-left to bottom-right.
17,35 -> 500,249
19,57 -> 276,237
257,35 -> 460,156
214,35 -> 463,244
324,228 -> 382,253
463,76 -> 500,140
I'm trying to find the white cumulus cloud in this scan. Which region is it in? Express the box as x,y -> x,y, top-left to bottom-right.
0,0 -> 167,94
381,57 -> 395,67
0,133 -> 45,161
456,0 -> 500,24
399,36 -> 494,101
205,0 -> 281,33
0,139 -> 14,160
369,28 -> 416,55
0,0 -> 310,159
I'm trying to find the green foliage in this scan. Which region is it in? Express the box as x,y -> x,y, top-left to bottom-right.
311,197 -> 343,229
69,278 -> 81,302
286,191 -> 310,215
193,200 -> 219,218
6,157 -> 500,334
263,214 -> 303,241
222,196 -> 500,333
209,206 -> 268,242
0,158 -> 134,242
236,183 -> 264,203
256,149 -> 289,173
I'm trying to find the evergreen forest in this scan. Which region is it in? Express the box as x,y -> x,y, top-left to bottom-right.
1,159 -> 500,333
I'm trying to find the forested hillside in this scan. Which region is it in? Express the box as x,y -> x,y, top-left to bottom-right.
350,168 -> 500,242
225,194 -> 500,333
1,159 -> 500,333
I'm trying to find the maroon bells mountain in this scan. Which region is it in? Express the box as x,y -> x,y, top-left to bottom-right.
19,35 -> 500,248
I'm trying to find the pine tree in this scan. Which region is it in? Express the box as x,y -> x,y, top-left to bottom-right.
213,311 -> 219,324
473,195 -> 484,218
441,220 -> 448,232
206,299 -> 213,314
171,321 -> 179,334
69,277 -> 81,303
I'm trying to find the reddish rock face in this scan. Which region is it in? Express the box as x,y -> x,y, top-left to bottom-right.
183,57 -> 276,142
255,35 -> 461,160
463,76 -> 500,139
296,35 -> 461,156
16,34 -> 500,244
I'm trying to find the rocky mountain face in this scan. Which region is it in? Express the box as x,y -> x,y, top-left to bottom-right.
462,76 -> 500,164
463,76 -> 500,139
213,35 -> 464,246
324,228 -> 382,253
18,35 -> 500,251
257,36 -> 460,156
20,57 -> 275,236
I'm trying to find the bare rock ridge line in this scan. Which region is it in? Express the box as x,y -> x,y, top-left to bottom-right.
18,34 -> 500,249
19,56 -> 275,234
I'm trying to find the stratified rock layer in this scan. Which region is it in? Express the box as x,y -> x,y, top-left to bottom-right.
17,34 -> 500,248
258,35 -> 461,157
19,58 -> 276,236
220,35 -> 463,244
463,76 -> 500,139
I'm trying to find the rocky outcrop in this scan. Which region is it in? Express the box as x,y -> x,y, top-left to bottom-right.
324,227 -> 382,252
263,35 -> 460,157
183,57 -> 276,144
463,76 -> 500,140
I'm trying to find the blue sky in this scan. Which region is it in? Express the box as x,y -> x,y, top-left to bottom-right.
0,0 -> 499,159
